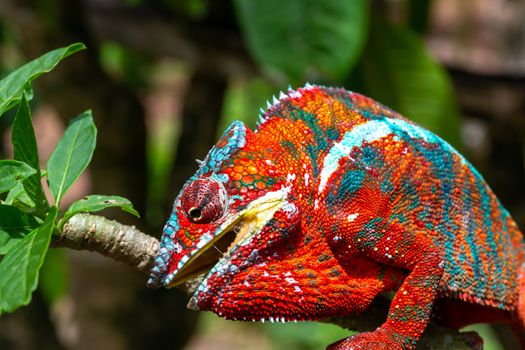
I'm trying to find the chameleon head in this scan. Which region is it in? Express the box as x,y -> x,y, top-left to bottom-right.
147,120 -> 291,293
148,86 -> 370,323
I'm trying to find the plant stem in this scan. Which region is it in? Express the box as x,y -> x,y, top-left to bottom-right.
53,213 -> 158,273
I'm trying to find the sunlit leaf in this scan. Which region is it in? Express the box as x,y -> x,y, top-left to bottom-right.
46,111 -> 97,206
234,0 -> 368,82
4,182 -> 35,209
0,207 -> 57,313
61,195 -> 139,227
0,43 -> 86,117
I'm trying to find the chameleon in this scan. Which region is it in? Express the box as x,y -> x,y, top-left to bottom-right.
147,84 -> 525,349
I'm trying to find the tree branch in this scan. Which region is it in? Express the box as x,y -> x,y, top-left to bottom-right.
52,213 -> 202,295
52,213 -> 480,349
53,213 -> 158,274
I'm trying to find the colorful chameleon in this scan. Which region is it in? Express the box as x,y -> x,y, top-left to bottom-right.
148,84 -> 525,349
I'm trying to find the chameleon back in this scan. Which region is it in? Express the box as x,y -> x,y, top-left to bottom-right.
257,85 -> 525,312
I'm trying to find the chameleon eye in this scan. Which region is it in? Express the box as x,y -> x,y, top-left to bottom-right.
181,178 -> 228,224
187,207 -> 202,221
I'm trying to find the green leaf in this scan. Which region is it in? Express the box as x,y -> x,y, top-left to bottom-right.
0,207 -> 57,313
0,160 -> 36,194
39,248 -> 69,305
5,182 -> 36,209
0,43 -> 86,117
4,182 -> 26,205
12,96 -> 48,211
0,204 -> 39,255
61,195 -> 139,226
234,0 -> 368,82
46,111 -> 97,206
358,20 -> 461,146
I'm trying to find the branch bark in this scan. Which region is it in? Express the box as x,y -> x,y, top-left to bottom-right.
52,213 -> 480,349
53,213 -> 158,274
52,213 -> 202,295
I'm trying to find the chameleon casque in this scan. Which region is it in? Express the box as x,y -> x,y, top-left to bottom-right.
147,84 -> 525,349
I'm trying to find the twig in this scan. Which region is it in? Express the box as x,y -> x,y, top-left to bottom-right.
52,213 -> 200,295
53,213 -> 158,273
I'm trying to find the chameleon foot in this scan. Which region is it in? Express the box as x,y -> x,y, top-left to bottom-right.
327,328 -> 412,350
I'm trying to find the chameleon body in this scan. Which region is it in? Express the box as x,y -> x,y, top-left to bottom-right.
148,85 -> 525,349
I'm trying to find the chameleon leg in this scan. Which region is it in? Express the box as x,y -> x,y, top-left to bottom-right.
331,228 -> 444,350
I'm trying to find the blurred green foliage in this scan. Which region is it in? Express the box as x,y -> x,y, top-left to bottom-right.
234,0 -> 368,83
220,77 -> 275,133
99,41 -> 152,89
464,324 -> 504,350
356,20 -> 460,146
228,0 -> 461,147
261,321 -> 352,350
39,248 -> 69,305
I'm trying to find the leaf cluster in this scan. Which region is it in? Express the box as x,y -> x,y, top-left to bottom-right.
0,43 -> 139,314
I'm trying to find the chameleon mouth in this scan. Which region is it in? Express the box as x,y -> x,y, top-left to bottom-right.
165,225 -> 242,288
164,190 -> 288,289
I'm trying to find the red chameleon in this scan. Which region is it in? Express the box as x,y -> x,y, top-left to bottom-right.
148,85 -> 525,349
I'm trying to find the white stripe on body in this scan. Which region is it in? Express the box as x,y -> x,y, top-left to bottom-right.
317,119 -> 468,194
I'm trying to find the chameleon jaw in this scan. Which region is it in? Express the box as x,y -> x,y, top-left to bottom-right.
163,190 -> 289,290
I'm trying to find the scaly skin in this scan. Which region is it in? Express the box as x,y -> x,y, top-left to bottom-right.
148,85 -> 525,349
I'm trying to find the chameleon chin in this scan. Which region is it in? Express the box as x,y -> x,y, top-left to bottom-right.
148,84 -> 525,350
